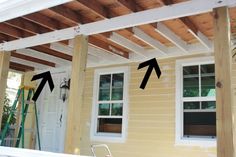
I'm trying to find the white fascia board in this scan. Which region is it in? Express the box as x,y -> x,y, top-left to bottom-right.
16,48 -> 71,67
132,27 -> 168,55
0,0 -> 73,22
10,57 -> 51,70
0,0 -> 235,51
155,22 -> 189,54
188,29 -> 213,50
109,32 -> 147,58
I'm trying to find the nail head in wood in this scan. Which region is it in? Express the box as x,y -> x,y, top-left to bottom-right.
216,81 -> 222,88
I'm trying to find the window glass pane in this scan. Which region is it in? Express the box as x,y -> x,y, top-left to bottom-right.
99,74 -> 111,101
183,66 -> 199,97
111,103 -> 123,116
112,88 -> 123,100
202,101 -> 216,109
112,73 -> 124,100
97,118 -> 122,133
201,64 -> 215,97
184,112 -> 216,137
184,102 -> 200,109
98,103 -> 110,115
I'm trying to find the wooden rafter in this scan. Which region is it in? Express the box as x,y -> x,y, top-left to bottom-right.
47,5 -> 129,58
40,9 -> 77,26
163,0 -> 213,50
0,0 -> 234,52
76,0 -> 167,51
73,0 -> 149,47
49,5 -> 83,24
23,13 -> 68,30
5,18 -> 51,34
74,0 -> 108,18
10,62 -> 35,72
31,46 -> 72,61
11,52 -> 56,67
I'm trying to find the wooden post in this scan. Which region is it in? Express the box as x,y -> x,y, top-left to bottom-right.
0,51 -> 10,130
213,7 -> 234,157
64,35 -> 88,154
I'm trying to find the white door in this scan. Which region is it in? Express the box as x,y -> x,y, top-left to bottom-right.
37,72 -> 68,153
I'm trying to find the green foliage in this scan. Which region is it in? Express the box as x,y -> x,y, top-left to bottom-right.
1,95 -> 16,131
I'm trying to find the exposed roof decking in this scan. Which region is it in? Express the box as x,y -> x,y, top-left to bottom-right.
0,0 -> 235,71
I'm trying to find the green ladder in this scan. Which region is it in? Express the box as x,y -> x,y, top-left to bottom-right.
0,86 -> 41,150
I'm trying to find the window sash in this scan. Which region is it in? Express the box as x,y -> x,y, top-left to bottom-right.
181,62 -> 216,138
95,71 -> 125,136
182,64 -> 215,98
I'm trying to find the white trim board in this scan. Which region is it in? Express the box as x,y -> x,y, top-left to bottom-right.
0,0 -> 73,23
0,0 -> 235,51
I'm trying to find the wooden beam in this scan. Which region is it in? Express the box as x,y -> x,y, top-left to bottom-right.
40,9 -> 77,27
163,0 -> 213,50
5,18 -> 51,34
64,35 -> 88,154
11,52 -> 56,67
31,46 -> 72,61
0,51 -> 10,130
49,6 -> 82,25
16,48 -> 71,67
23,13 -> 68,30
0,23 -> 31,38
10,62 -> 35,72
48,5 -> 129,59
74,0 -> 108,18
89,36 -> 129,58
213,7 -> 234,157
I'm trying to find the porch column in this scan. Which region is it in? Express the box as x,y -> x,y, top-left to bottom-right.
0,51 -> 10,130
213,7 -> 234,157
64,35 -> 88,154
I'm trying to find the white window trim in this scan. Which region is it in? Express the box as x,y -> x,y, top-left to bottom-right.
90,66 -> 129,143
175,56 -> 216,147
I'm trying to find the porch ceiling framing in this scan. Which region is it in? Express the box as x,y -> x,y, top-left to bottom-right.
0,0 -> 234,53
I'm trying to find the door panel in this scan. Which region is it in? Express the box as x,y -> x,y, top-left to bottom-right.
37,72 -> 68,153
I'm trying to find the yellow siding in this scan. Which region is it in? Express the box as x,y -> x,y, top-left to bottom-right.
79,54 -> 221,157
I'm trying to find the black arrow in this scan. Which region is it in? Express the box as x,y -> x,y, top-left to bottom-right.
31,71 -> 54,101
138,58 -> 161,89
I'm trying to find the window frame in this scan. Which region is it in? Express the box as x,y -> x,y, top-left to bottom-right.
175,56 -> 216,147
90,66 -> 129,143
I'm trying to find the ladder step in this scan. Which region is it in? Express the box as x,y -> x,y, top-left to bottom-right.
18,100 -> 35,104
3,138 -> 20,140
24,128 -> 35,132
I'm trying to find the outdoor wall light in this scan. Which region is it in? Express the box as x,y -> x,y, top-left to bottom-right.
60,78 -> 70,102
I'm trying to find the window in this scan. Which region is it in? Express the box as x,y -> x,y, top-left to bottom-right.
176,57 -> 216,146
91,67 -> 129,142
